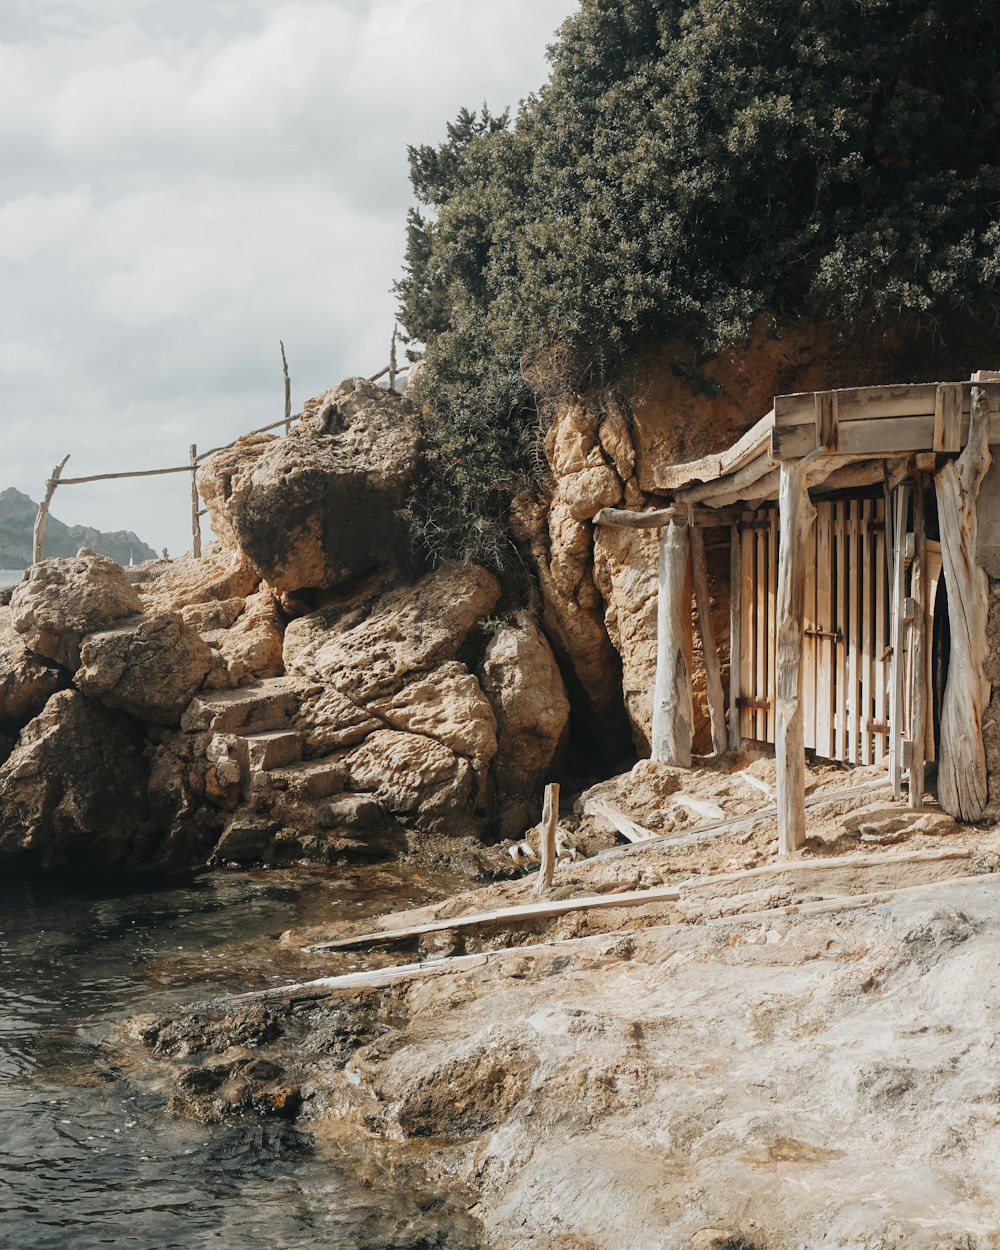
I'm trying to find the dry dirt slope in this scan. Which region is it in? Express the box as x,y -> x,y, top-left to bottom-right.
317,875 -> 1000,1250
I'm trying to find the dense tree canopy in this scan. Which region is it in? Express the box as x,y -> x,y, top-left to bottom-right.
397,0 -> 1000,568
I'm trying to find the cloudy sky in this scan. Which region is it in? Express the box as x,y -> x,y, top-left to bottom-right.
1,0 -> 579,557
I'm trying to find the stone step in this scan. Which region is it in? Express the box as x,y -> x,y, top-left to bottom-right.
238,730 -> 302,775
182,677 -> 310,735
262,757 -> 349,802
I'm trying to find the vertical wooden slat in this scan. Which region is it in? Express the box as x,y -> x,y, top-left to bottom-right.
847,499 -> 860,765
691,524 -> 727,756
802,502 -> 817,752
834,500 -> 847,762
767,508 -> 778,742
874,495 -> 888,767
889,484 -> 912,799
815,502 -> 834,758
755,511 -> 767,742
652,521 -> 694,766
860,498 -> 873,766
729,523 -> 742,751
740,511 -> 755,739
776,462 -> 816,855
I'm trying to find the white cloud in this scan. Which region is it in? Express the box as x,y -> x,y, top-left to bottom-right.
0,0 -> 579,554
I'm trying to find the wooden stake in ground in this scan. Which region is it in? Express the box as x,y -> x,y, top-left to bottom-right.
33,454 -> 70,564
775,459 -> 816,854
535,782 -> 560,897
189,444 -> 202,559
388,325 -> 398,392
934,383 -> 991,820
728,521 -> 742,751
280,340 -> 292,434
652,519 -> 694,766
909,474 -> 928,808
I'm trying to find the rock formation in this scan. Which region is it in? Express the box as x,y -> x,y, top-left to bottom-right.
0,486 -> 156,569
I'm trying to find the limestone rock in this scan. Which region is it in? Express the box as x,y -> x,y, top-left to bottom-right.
203,586 -> 285,686
0,606 -> 67,724
345,729 -> 473,823
283,563 -> 500,702
138,545 -> 259,614
481,613 -> 570,796
372,662 -> 498,767
0,690 -> 154,864
10,552 -> 141,670
198,380 -> 421,595
76,613 -> 215,726
293,687 -> 382,758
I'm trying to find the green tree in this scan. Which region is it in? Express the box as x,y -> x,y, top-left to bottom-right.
398,0 -> 1000,569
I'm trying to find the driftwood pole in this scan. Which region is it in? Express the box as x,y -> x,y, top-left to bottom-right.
652,519 -> 694,766
775,460 -> 816,855
888,483 -> 912,800
728,522 -> 742,750
690,521 -> 727,755
388,325 -> 398,393
534,783 -> 560,897
33,454 -> 70,564
909,474 -> 928,808
189,444 -> 202,559
280,340 -> 292,434
934,383 -> 992,820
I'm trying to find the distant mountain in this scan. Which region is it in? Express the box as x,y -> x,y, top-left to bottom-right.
0,487 -> 157,569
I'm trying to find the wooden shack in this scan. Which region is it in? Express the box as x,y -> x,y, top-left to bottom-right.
595,371 -> 1000,854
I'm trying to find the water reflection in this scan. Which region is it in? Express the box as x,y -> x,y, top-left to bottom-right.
0,866 -> 482,1249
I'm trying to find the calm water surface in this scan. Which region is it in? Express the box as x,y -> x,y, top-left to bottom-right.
0,865 -> 480,1250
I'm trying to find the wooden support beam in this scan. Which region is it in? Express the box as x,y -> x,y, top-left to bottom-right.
690,523 -> 727,755
775,460 -> 816,854
652,520 -> 694,766
280,340 -> 292,434
33,454 -> 70,564
934,384 -> 992,820
889,483 -> 912,800
815,390 -> 839,451
189,444 -> 202,560
592,505 -> 740,529
534,783 -> 559,897
934,383 -> 963,452
909,474 -> 928,808
53,465 -> 196,484
654,410 -> 774,491
728,522 -> 742,750
674,452 -> 775,506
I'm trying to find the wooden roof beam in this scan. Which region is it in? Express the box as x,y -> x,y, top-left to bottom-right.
592,504 -> 741,528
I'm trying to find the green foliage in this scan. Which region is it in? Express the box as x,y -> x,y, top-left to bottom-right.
398,0 -> 1000,568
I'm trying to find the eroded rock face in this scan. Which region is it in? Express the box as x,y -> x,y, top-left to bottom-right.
76,613 -> 215,726
283,563 -> 500,700
0,606 -> 67,724
372,662 -> 498,769
138,545 -> 259,615
0,690 -> 154,864
202,586 -> 285,687
198,380 -> 421,596
10,552 -> 141,670
344,729 -> 473,824
481,613 -> 570,796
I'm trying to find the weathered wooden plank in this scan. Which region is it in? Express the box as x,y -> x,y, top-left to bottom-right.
675,451 -> 776,505
654,410 -> 775,490
874,495 -> 888,767
652,521 -> 694,766
534,783 -> 559,897
888,485 -> 912,797
592,505 -> 741,529
815,390 -> 839,451
774,409 -> 1000,461
767,508 -> 778,742
691,525 -> 727,755
814,503 -> 834,757
189,444 -> 202,560
775,460 -> 816,855
860,499 -> 873,766
846,499 -> 860,764
909,476 -> 928,807
729,523 -> 742,750
740,512 -> 755,739
774,380 -> 1000,427
934,383 -> 963,453
935,384 -> 992,820
755,509 -> 768,741
802,500 -> 817,752
834,500 -> 847,761
585,798 -> 656,843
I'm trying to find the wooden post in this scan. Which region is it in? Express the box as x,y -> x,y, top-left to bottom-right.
728,522 -> 742,750
388,325 -> 398,393
189,444 -> 202,559
280,340 -> 292,434
909,474 -> 928,808
690,522 -> 727,755
775,460 -> 816,855
33,454 -> 70,564
934,383 -> 992,820
534,783 -> 559,897
889,483 -> 912,800
652,519 -> 693,767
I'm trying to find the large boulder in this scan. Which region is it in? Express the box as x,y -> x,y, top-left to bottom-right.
0,606 -> 67,724
344,729 -> 474,824
200,586 -> 285,687
481,613 -> 570,796
197,379 -> 421,596
10,551 -> 141,670
75,613 -> 216,726
137,545 -> 259,615
372,662 -> 498,768
283,562 -> 500,701
0,690 -> 154,864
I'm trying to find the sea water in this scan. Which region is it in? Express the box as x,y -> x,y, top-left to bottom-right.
0,865 -> 483,1250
